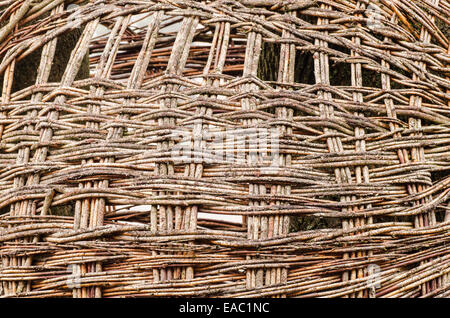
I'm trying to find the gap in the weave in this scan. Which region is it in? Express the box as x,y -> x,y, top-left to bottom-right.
41,10 -> 448,229
92,14 -> 243,227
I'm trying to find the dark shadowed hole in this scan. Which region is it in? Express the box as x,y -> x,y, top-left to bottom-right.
431,169 -> 449,224
362,67 -> 382,88
375,215 -> 413,224
294,50 -> 315,85
329,60 -> 351,87
328,43 -> 352,87
257,41 -> 280,82
0,19 -> 89,97
430,169 -> 448,184
290,215 -> 340,232
0,205 -> 9,215
51,204 -> 75,216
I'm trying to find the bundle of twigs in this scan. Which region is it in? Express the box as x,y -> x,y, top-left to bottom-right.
0,0 -> 448,298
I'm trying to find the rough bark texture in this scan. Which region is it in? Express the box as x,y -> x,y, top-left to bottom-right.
257,41 -> 342,232
0,0 -> 448,299
256,18 -> 450,231
1,29 -> 90,94
0,2 -> 89,95
0,1 -> 89,216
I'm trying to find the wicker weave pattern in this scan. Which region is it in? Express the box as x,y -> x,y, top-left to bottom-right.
0,0 -> 449,298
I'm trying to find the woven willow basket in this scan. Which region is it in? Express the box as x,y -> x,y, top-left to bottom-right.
0,0 -> 449,298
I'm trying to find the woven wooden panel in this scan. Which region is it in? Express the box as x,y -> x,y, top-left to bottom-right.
0,0 -> 449,298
